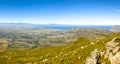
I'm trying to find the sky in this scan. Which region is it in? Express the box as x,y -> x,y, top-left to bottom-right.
0,0 -> 120,25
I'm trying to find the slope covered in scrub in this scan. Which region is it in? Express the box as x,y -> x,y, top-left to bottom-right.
0,33 -> 120,64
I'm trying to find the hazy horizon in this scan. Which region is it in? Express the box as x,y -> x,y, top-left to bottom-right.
0,22 -> 117,26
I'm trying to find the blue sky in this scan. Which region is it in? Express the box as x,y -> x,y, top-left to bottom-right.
0,0 -> 120,25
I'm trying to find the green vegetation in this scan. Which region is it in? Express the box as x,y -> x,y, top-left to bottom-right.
0,39 -> 9,52
0,33 -> 120,64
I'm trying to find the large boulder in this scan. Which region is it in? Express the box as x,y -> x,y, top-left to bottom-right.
105,38 -> 120,64
86,37 -> 120,64
86,49 -> 100,64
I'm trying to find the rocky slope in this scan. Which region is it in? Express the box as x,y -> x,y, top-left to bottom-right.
86,37 -> 120,64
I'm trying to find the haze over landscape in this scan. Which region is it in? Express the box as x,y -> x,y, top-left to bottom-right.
0,0 -> 120,64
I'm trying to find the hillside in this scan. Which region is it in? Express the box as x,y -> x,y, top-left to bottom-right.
0,33 -> 120,64
0,39 -> 9,52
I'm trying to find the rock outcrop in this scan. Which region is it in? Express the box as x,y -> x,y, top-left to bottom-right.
86,37 -> 120,64
86,49 -> 100,64
105,38 -> 120,64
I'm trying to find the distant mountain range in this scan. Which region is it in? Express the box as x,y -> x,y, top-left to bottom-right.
110,25 -> 120,32
0,23 -> 113,30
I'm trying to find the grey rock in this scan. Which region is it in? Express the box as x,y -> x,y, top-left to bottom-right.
105,38 -> 120,64
86,49 -> 100,64
86,37 -> 120,64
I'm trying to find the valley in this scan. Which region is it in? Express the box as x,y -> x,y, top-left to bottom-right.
0,24 -> 114,51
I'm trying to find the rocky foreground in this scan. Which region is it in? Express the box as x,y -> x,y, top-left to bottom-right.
86,37 -> 120,64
